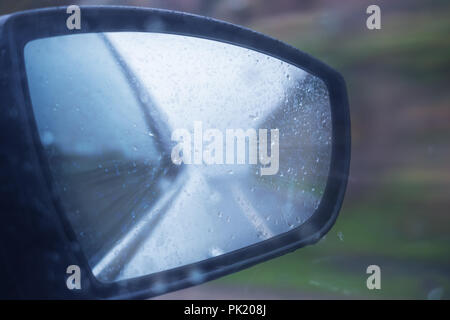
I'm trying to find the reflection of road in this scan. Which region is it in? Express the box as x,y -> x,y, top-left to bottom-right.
108,166 -> 321,281
70,160 -> 322,282
59,159 -> 167,265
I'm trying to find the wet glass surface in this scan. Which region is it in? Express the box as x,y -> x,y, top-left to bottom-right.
24,32 -> 331,282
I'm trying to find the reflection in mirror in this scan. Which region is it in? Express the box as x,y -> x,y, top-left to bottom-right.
24,32 -> 332,282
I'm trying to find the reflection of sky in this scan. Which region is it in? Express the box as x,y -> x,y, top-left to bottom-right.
106,32 -> 307,131
25,34 -> 159,160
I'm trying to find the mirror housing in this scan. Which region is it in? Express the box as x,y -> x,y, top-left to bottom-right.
0,6 -> 350,299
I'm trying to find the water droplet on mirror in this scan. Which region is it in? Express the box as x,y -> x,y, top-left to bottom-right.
209,247 -> 223,257
140,92 -> 149,103
256,231 -> 267,239
41,131 -> 54,146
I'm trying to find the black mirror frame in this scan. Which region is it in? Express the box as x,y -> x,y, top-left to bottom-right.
0,6 -> 350,299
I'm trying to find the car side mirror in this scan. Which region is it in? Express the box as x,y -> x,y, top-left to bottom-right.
0,6 -> 350,299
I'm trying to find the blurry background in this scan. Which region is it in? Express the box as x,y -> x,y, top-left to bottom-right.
2,0 -> 449,299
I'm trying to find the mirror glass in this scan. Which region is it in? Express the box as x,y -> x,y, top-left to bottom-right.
24,32 -> 332,282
